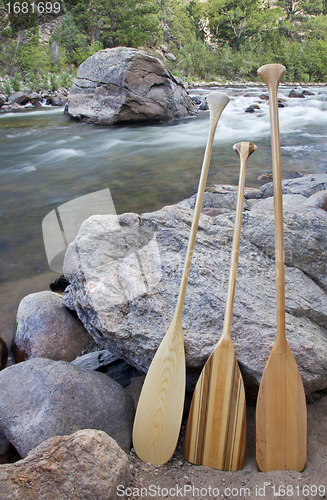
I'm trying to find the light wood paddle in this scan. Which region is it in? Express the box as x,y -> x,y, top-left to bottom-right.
132,91 -> 230,465
184,141 -> 256,470
256,63 -> 307,472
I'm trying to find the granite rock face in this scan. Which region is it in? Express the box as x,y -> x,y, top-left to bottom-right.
260,172 -> 327,199
0,429 -> 129,500
66,47 -> 198,124
0,358 -> 135,457
11,290 -> 93,363
63,174 -> 327,396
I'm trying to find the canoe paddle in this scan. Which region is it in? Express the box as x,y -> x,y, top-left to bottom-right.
184,141 -> 256,470
256,63 -> 307,472
132,91 -> 230,465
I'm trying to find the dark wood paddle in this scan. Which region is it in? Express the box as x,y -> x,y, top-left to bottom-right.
256,63 -> 307,472
132,92 -> 230,465
184,141 -> 256,470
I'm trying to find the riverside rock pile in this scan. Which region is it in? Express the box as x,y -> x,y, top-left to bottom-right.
0,173 -> 326,494
0,90 -> 68,112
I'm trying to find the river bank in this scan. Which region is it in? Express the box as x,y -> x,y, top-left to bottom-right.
1,83 -> 326,352
1,75 -> 326,114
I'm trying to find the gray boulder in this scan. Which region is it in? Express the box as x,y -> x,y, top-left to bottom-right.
63,175 -> 327,396
0,429 -> 129,500
29,91 -> 42,107
0,358 -> 134,457
0,94 -> 6,107
11,291 -> 93,363
8,92 -> 30,105
66,47 -> 198,124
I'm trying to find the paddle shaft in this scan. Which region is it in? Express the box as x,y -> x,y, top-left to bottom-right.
258,64 -> 286,347
175,98 -> 229,323
222,142 -> 257,341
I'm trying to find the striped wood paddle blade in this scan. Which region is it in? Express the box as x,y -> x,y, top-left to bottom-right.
184,337 -> 246,470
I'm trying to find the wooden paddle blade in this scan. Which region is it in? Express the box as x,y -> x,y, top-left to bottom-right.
184,338 -> 246,470
132,320 -> 185,465
256,341 -> 307,472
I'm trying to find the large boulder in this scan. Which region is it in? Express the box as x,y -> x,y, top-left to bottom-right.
0,358 -> 135,457
62,174 -> 327,396
65,47 -> 198,124
11,290 -> 93,363
0,429 -> 129,500
8,92 -> 30,105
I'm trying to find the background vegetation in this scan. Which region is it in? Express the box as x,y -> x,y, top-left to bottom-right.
1,0 -> 327,92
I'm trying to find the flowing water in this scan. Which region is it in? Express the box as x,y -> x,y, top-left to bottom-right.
1,84 -> 327,350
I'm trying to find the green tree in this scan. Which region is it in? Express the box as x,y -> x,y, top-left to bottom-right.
159,0 -> 198,49
206,0 -> 281,50
185,0 -> 206,41
52,12 -> 87,55
277,0 -> 325,19
5,0 -> 37,34
84,0 -> 162,48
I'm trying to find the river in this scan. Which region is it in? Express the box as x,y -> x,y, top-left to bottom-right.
1,84 -> 327,352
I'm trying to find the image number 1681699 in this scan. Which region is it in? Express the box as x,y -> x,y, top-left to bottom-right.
6,1 -> 62,14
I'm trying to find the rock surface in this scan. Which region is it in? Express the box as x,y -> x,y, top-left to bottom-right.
0,358 -> 134,457
8,91 -> 30,105
11,290 -> 93,363
0,429 -> 129,500
260,172 -> 327,198
63,174 -> 327,396
65,47 -> 198,124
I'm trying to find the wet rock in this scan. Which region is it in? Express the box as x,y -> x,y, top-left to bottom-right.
11,291 -> 93,363
0,337 -> 7,370
8,92 -> 30,105
62,175 -> 327,395
0,429 -> 129,500
0,94 -> 6,107
260,93 -> 269,100
47,95 -> 67,106
302,89 -> 314,96
289,89 -> 305,98
199,100 -> 208,110
66,47 -> 197,124
192,96 -> 202,105
0,102 -> 24,112
29,92 -> 42,106
245,105 -> 256,113
0,358 -> 135,457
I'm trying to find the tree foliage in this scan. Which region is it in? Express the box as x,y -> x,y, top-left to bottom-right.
1,0 -> 327,84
